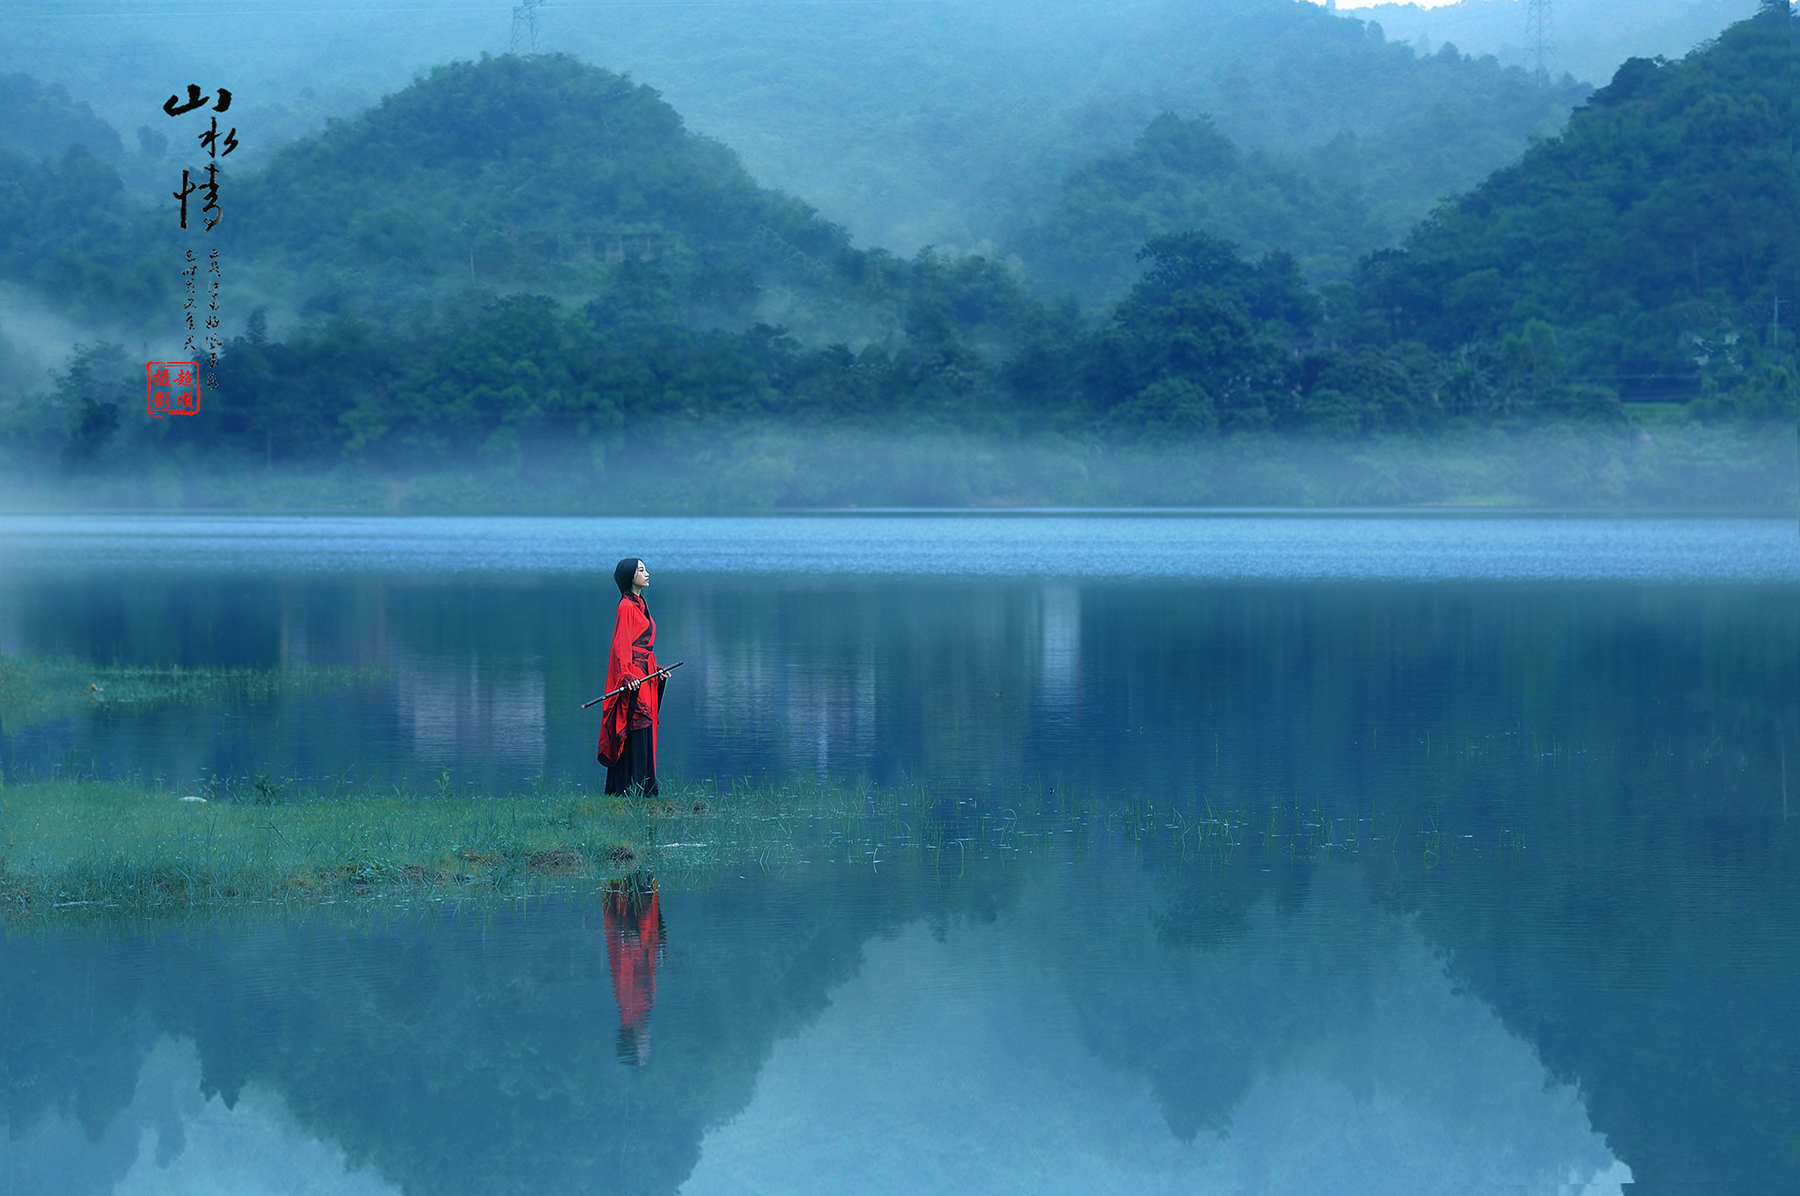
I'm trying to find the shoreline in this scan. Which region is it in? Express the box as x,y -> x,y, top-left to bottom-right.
0,774 -> 1030,924
0,778 -> 724,922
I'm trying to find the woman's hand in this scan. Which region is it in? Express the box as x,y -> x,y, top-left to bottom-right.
624,677 -> 641,693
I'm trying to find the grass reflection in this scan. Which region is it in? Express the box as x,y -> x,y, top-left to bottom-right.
0,653 -> 385,731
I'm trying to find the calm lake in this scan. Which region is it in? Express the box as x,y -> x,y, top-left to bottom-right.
2,513 -> 1797,1195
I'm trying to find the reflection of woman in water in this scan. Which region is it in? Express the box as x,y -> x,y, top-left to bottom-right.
598,557 -> 662,796
603,880 -> 664,1066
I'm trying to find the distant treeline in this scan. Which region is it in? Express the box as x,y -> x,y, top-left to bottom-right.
0,4 -> 1793,482
20,232 -> 1639,474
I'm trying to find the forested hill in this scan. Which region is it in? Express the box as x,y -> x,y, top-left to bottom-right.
1,53 -> 1060,473
226,56 -> 888,337
2,10 -> 1794,508
1011,113 -> 1389,303
0,54 -> 937,343
0,73 -> 121,162
1353,0 -> 1798,412
553,0 -> 1593,258
0,0 -> 1589,261
493,0 -> 1595,258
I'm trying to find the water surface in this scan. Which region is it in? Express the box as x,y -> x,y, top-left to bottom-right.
2,514 -> 1795,1194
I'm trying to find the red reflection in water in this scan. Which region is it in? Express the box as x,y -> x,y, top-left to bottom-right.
604,886 -> 664,1066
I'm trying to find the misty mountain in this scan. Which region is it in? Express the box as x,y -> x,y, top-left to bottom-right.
1011,112 -> 1388,302
540,0 -> 1592,261
224,54 -> 893,341
0,0 -> 1587,260
0,73 -> 121,163
0,142 -> 168,325
2,4 -> 1790,499
1350,0 -> 1762,84
0,54 -> 921,344
1353,0 -> 1797,413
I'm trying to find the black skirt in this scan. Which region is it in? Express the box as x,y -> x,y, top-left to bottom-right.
605,726 -> 659,796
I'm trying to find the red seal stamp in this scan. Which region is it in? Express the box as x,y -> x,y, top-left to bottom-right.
146,362 -> 201,417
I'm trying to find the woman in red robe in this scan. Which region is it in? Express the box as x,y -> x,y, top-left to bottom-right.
597,557 -> 663,795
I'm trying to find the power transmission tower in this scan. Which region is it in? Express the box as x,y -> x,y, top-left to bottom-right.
511,0 -> 543,54
1525,0 -> 1552,75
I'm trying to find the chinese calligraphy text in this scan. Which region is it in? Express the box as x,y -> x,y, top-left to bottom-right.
164,85 -> 238,395
166,84 -> 234,231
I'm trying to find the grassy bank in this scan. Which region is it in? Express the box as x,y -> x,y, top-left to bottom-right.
0,778 -> 657,915
0,772 -> 1069,921
0,764 -> 1637,928
0,763 -> 1533,924
2,420 -> 1794,513
0,655 -> 1078,921
0,776 -> 785,920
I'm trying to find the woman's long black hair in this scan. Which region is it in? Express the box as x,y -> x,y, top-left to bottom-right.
614,558 -> 643,597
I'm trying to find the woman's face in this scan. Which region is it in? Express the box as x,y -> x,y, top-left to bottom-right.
634,562 -> 651,591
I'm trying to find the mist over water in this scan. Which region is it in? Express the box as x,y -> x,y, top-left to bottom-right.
5,417 -> 1795,513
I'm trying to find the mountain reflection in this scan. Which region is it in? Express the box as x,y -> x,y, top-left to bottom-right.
683,865 -> 1628,1196
4,1037 -> 399,1196
1,848 -> 1649,1196
0,861 -> 1017,1196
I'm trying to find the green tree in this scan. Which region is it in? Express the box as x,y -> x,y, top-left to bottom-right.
1352,3 -> 1798,414
53,343 -> 130,470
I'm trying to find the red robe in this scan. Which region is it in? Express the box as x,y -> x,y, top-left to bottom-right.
596,593 -> 662,767
604,889 -> 663,1032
